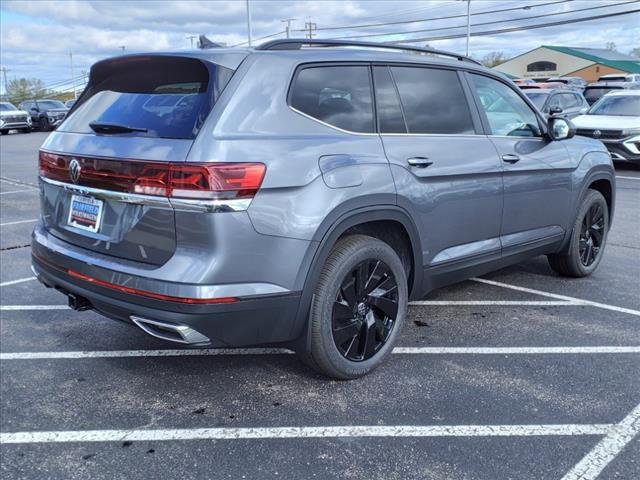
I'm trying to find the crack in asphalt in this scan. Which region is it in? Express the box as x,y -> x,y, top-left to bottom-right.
0,244 -> 30,252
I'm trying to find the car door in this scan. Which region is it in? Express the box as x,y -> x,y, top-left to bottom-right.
558,92 -> 585,118
466,72 -> 574,256
373,65 -> 504,283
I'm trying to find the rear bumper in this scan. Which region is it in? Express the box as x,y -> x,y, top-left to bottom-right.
31,242 -> 303,349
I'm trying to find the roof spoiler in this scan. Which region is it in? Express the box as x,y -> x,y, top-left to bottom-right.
255,38 -> 481,65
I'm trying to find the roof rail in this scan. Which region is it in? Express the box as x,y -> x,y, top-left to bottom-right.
255,38 -> 481,65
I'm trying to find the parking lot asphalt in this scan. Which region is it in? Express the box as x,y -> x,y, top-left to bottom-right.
1,131 -> 639,479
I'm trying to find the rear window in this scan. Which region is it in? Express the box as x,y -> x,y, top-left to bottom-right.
584,87 -> 620,102
60,56 -> 234,140
289,65 -> 374,133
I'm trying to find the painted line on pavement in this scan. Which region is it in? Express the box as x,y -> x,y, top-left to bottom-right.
0,423 -> 611,445
0,189 -> 38,195
0,305 -> 69,311
616,175 -> 640,181
0,177 -> 38,188
0,218 -> 38,227
561,402 -> 640,480
2,346 -> 639,361
410,300 -> 576,306
472,277 -> 640,317
0,276 -> 36,287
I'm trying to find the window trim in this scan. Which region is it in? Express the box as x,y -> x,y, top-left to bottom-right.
462,70 -> 548,138
286,61 -> 377,135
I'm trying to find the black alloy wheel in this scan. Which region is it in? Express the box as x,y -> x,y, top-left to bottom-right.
331,259 -> 399,362
579,202 -> 605,267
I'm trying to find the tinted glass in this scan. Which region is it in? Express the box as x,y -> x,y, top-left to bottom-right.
373,66 -> 406,133
559,93 -> 579,109
60,57 -> 234,140
470,74 -> 540,137
524,92 -> 548,109
390,67 -> 474,134
584,87 -> 620,103
290,66 -> 374,133
589,95 -> 640,116
38,100 -> 66,109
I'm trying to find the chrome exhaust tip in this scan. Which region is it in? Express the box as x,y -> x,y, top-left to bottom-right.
131,316 -> 211,345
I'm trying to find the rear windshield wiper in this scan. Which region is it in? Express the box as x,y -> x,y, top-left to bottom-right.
89,122 -> 148,134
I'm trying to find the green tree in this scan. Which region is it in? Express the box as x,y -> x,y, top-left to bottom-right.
605,42 -> 617,52
630,47 -> 640,59
6,77 -> 47,104
481,51 -> 507,68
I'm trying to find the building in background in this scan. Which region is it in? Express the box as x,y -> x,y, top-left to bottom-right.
494,46 -> 640,82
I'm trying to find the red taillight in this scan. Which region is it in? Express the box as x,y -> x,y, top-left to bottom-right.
169,163 -> 266,200
39,151 -> 265,201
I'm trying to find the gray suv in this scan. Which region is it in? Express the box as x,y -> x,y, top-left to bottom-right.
32,40 -> 615,379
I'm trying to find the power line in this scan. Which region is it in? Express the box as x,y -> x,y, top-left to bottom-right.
337,0 -> 638,40
387,7 -> 640,44
298,0 -> 571,32
231,29 -> 286,47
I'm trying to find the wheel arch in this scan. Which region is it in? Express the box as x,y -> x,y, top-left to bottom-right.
289,205 -> 423,352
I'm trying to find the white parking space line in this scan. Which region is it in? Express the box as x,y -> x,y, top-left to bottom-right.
472,277 -> 640,317
0,189 -> 38,195
0,305 -> 69,311
0,177 -> 38,188
0,277 -> 36,287
2,346 -> 639,361
0,423 -> 611,445
0,218 -> 39,227
616,175 -> 640,181
410,300 -> 576,306
561,403 -> 640,480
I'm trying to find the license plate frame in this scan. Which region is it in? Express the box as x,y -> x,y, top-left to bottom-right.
68,194 -> 104,233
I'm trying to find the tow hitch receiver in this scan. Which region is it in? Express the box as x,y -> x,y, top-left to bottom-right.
68,293 -> 93,311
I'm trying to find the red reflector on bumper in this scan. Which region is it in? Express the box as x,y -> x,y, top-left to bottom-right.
33,253 -> 237,304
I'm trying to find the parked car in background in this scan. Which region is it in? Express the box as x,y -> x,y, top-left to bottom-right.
513,78 -> 536,86
0,101 -> 32,134
583,81 -> 640,105
65,99 -> 76,108
598,73 -> 640,83
545,76 -> 587,91
573,90 -> 640,164
524,89 -> 589,118
32,40 -> 615,379
19,99 -> 69,131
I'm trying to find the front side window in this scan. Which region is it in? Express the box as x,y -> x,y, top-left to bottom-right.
559,93 -> 580,109
290,66 -> 374,133
389,66 -> 475,135
469,74 -> 541,137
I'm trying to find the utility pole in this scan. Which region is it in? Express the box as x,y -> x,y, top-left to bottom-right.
281,18 -> 296,39
1,67 -> 9,96
119,45 -> 126,53
305,21 -> 317,39
465,0 -> 471,56
245,0 -> 253,47
69,52 -> 77,100
186,35 -> 197,49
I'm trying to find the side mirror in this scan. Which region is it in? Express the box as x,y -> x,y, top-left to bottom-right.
30,107 -> 39,113
548,116 -> 576,141
549,105 -> 563,115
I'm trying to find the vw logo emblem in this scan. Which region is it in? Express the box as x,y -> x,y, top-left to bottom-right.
592,130 -> 602,139
69,159 -> 81,184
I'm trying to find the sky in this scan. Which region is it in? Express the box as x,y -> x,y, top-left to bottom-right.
1,0 -> 639,94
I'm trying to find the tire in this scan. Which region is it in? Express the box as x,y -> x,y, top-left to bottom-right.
21,128 -> 31,134
39,117 -> 50,132
301,235 -> 408,380
547,189 -> 609,277
0,130 -> 7,135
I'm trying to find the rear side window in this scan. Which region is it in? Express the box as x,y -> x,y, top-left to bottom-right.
290,66 -> 374,133
60,56 -> 234,140
389,66 -> 475,135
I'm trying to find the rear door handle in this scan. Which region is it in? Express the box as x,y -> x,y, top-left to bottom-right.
407,157 -> 433,168
502,154 -> 520,164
